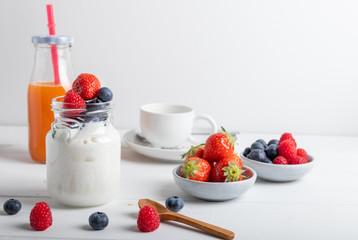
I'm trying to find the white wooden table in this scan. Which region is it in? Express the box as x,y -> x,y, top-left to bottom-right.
0,126 -> 357,240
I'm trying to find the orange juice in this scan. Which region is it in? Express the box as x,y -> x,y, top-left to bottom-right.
28,82 -> 66,162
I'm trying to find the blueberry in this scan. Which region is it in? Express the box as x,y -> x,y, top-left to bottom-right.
89,212 -> 109,230
243,147 -> 251,157
268,139 -> 279,146
256,139 -> 267,148
263,157 -> 273,164
86,98 -> 107,111
3,199 -> 22,215
83,113 -> 108,123
98,87 -> 113,102
84,99 -> 109,123
265,144 -> 278,160
247,149 -> 266,162
251,142 -> 265,151
165,196 -> 184,212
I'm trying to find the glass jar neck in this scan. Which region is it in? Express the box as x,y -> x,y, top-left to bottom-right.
51,96 -> 114,130
31,44 -> 74,91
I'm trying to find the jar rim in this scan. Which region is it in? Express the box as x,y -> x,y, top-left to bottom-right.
52,96 -> 114,110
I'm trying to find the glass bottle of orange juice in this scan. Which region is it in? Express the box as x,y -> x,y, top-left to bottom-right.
28,36 -> 74,162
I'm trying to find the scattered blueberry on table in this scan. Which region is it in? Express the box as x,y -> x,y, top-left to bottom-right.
3,199 -> 22,215
165,196 -> 184,212
89,212 -> 109,230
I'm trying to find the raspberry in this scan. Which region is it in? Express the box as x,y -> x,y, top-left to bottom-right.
273,156 -> 288,165
278,133 -> 297,148
137,206 -> 160,232
278,140 -> 297,162
30,202 -> 52,231
290,155 -> 308,165
297,148 -> 308,160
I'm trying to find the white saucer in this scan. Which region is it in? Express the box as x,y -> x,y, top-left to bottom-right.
123,129 -> 239,162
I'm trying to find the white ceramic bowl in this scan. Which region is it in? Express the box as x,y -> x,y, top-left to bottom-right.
172,165 -> 256,201
240,152 -> 314,182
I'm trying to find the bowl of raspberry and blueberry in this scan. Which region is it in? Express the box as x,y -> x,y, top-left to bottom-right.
240,133 -> 314,182
172,127 -> 257,201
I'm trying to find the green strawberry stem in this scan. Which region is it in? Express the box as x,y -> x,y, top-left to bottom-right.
180,144 -> 205,159
182,159 -> 202,179
222,162 -> 246,182
221,126 -> 235,148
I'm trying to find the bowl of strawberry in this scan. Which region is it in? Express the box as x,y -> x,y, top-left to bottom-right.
172,127 -> 257,201
240,133 -> 314,182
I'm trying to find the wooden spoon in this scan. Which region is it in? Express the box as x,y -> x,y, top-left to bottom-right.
138,199 -> 235,240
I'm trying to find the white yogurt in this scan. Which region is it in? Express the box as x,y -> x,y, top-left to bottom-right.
46,121 -> 121,207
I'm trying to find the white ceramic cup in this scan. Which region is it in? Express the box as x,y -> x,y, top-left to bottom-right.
140,103 -> 218,148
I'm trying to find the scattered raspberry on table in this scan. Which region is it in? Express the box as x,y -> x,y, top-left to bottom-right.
137,205 -> 160,232
29,202 -> 53,231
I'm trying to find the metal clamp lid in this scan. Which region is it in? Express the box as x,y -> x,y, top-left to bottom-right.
31,35 -> 74,45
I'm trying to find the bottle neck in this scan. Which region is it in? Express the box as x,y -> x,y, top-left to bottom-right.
31,44 -> 74,91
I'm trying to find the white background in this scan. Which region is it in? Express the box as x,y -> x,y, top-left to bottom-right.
0,0 -> 357,136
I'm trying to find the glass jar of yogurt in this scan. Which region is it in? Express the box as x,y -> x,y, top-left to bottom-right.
46,96 -> 121,207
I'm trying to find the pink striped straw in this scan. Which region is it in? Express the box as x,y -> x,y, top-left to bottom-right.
46,4 -> 60,85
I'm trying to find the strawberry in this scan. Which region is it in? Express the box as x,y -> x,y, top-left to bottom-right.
297,148 -> 308,160
181,157 -> 211,182
278,139 -> 297,162
273,156 -> 288,165
30,202 -> 52,231
278,132 -> 297,148
72,73 -> 101,100
290,155 -> 308,164
181,144 -> 205,159
211,153 -> 245,182
203,127 -> 235,162
63,90 -> 86,109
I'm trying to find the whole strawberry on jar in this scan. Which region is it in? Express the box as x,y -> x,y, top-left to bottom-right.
46,73 -> 121,207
